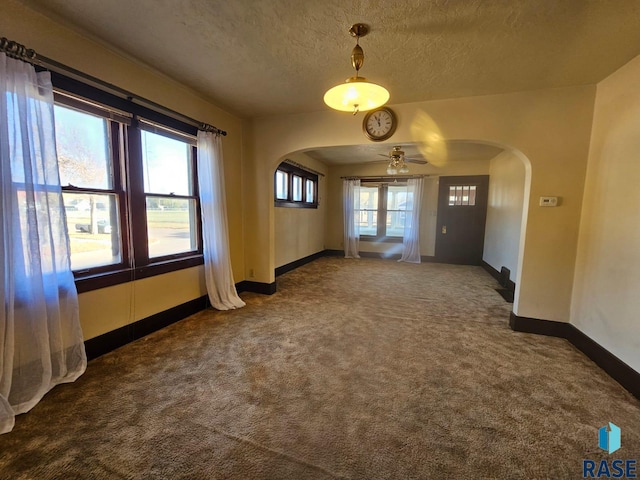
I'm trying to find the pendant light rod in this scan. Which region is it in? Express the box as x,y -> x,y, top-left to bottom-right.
349,23 -> 367,78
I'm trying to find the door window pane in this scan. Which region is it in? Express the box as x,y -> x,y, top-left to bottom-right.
55,105 -> 112,189
146,197 -> 197,258
141,130 -> 191,195
64,192 -> 121,270
276,170 -> 288,199
449,185 -> 477,206
468,186 -> 477,205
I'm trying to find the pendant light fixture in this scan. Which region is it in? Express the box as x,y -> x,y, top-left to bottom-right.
324,24 -> 390,115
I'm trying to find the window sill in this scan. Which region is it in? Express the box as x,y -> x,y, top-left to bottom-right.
74,255 -> 204,293
359,235 -> 403,244
274,200 -> 318,209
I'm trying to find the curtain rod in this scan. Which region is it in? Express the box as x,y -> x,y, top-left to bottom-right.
0,37 -> 227,136
283,159 -> 325,177
341,175 -> 429,180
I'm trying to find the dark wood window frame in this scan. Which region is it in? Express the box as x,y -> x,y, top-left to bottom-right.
57,100 -> 131,278
274,162 -> 318,209
359,181 -> 407,243
50,71 -> 204,293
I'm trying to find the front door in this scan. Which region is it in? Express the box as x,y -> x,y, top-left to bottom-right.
435,175 -> 489,265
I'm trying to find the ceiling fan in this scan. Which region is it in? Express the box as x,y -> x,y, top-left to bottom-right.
377,146 -> 428,174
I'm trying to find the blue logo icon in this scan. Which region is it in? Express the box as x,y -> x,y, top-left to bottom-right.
583,423 -> 636,478
599,422 -> 621,454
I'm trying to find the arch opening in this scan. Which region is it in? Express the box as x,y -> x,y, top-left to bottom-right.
270,140 -> 532,310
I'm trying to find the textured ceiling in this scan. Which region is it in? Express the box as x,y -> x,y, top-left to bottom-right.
19,0 -> 640,119
304,141 -> 503,166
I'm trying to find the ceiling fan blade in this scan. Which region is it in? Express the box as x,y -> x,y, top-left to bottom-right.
370,159 -> 390,164
377,153 -> 390,158
406,158 -> 428,165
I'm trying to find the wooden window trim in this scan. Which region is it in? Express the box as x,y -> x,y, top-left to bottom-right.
359,181 -> 407,242
274,162 -> 318,208
52,72 -> 204,293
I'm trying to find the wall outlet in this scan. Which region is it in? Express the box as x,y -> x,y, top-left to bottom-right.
249,269 -> 254,278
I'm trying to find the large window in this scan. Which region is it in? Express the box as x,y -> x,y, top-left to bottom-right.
52,78 -> 202,292
274,162 -> 318,208
357,182 -> 410,241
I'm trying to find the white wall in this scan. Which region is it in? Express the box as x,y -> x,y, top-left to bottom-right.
483,151 -> 526,282
274,153 -> 328,268
571,54 -> 640,373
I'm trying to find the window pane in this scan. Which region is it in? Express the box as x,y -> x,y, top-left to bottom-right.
141,130 -> 191,195
55,105 -> 112,189
358,210 -> 378,236
387,185 -> 408,210
64,192 -> 121,270
358,185 -> 378,235
276,170 -> 288,199
305,179 -> 314,203
146,197 -> 197,258
359,185 -> 378,209
292,175 -> 303,201
386,211 -> 406,237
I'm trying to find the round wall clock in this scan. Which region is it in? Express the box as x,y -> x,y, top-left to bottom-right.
363,107 -> 397,142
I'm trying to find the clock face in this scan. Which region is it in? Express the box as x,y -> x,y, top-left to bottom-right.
363,108 -> 397,141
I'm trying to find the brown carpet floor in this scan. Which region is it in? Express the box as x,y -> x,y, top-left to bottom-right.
0,257 -> 638,479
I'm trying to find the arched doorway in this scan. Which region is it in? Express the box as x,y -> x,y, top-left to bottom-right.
272,140 -> 531,307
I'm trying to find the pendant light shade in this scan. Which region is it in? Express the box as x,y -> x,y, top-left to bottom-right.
324,24 -> 389,115
324,77 -> 390,113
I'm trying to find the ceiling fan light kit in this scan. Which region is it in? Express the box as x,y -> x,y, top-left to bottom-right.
324,23 -> 390,115
386,146 -> 410,175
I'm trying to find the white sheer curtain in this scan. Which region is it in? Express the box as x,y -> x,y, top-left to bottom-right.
0,53 -> 86,434
399,178 -> 424,263
196,131 -> 245,310
343,179 -> 361,258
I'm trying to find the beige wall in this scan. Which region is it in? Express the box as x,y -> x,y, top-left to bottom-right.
483,151 -> 527,282
570,54 -> 640,372
249,86 -> 595,323
324,159 -> 491,257
7,0 -> 619,347
78,267 -> 207,340
2,0 -> 245,340
274,153 -> 328,268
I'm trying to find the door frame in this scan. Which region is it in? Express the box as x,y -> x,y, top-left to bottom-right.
434,175 -> 490,265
